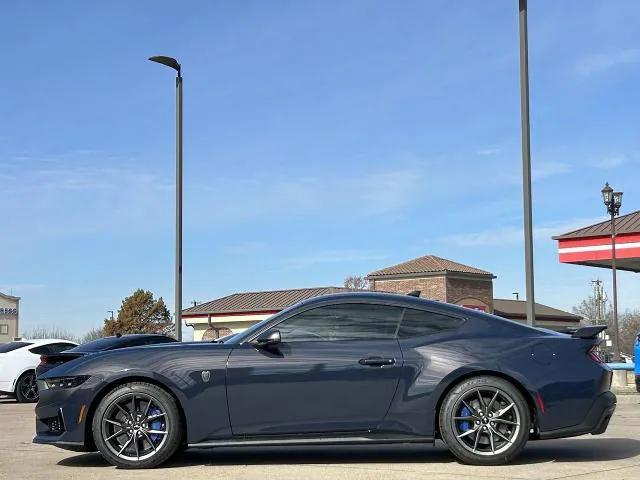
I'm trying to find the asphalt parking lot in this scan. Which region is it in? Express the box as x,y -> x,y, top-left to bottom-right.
1,395 -> 638,480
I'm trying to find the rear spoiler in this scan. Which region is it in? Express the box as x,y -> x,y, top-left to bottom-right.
572,325 -> 607,339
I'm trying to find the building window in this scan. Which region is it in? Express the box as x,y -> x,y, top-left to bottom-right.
0,324 -> 8,335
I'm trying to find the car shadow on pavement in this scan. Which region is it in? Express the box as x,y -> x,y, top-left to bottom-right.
57,438 -> 640,469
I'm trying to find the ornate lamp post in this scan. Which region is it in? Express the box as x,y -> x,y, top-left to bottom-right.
601,182 -> 623,361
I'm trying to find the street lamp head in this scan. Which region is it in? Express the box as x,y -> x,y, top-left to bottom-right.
601,182 -> 613,207
149,55 -> 181,76
613,191 -> 623,211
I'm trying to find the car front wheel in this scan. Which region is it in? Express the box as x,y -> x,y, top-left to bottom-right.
92,382 -> 183,469
439,375 -> 531,465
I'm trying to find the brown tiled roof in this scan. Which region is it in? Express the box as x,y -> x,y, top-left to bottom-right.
493,299 -> 581,322
367,255 -> 493,278
182,286 -> 356,316
553,210 -> 640,240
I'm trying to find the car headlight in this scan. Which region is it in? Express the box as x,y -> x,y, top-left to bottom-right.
43,376 -> 90,390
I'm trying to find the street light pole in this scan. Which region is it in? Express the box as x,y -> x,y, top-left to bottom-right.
601,183 -> 622,361
518,0 -> 536,326
149,55 -> 183,341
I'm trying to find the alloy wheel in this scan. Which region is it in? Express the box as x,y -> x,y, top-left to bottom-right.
450,387 -> 521,456
101,393 -> 169,461
19,373 -> 38,401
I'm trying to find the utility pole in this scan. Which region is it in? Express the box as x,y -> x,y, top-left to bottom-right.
591,279 -> 607,323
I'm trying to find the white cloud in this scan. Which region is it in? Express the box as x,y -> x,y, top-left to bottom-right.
0,284 -> 45,295
532,161 -> 572,181
476,145 -> 504,156
223,241 -> 268,255
282,249 -> 387,269
443,216 -> 606,247
592,155 -> 628,169
575,48 -> 640,76
188,167 -> 425,225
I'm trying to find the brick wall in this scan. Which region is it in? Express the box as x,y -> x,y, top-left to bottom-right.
446,277 -> 493,312
370,274 -> 493,312
370,276 -> 446,301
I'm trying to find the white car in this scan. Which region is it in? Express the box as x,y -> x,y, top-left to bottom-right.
0,339 -> 78,403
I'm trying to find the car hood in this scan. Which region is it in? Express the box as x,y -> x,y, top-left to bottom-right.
39,341 -> 233,379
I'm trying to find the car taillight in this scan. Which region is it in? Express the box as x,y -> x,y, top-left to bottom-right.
588,346 -> 604,363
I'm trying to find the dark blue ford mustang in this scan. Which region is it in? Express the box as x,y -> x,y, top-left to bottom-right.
34,292 -> 616,468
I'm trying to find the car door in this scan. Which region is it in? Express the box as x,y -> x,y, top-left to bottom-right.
226,302 -> 404,436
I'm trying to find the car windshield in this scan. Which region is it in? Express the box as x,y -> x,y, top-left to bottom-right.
230,311 -> 287,343
0,341 -> 32,353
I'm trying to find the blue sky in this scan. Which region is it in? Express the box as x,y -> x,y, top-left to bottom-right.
2,1 -> 639,338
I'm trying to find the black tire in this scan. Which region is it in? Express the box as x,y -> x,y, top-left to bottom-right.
439,375 -> 530,465
92,382 -> 183,469
15,371 -> 39,403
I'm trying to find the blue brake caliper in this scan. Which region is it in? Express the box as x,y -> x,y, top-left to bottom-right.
148,407 -> 163,443
459,406 -> 472,432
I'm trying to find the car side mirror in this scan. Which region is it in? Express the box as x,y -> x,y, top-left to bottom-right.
254,330 -> 281,348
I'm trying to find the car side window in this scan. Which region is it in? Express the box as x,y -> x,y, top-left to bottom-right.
29,343 -> 75,355
398,308 -> 464,338
49,343 -> 76,353
29,345 -> 52,355
277,303 -> 403,343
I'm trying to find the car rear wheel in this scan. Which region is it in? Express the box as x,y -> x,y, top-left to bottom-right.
15,371 -> 39,403
92,382 -> 183,469
439,376 -> 530,465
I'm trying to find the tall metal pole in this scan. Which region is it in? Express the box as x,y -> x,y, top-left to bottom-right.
149,56 -> 183,341
518,0 -> 536,326
175,71 -> 183,342
610,213 -> 620,361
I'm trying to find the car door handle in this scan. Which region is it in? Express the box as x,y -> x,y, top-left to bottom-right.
359,356 -> 396,367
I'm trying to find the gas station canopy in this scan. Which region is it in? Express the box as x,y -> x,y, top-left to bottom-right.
553,210 -> 640,272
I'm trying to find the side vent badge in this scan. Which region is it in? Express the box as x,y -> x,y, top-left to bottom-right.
201,370 -> 211,383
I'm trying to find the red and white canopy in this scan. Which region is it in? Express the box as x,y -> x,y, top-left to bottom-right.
554,211 -> 640,272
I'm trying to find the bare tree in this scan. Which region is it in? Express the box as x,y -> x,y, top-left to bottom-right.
21,326 -> 78,342
79,326 -> 105,344
573,295 -> 640,355
619,310 -> 640,355
344,275 -> 369,290
572,295 -> 612,326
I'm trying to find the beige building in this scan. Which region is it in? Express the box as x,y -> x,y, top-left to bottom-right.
183,254 -> 581,341
0,292 -> 20,343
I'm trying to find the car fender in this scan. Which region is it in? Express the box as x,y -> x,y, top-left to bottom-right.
89,368 -> 191,411
429,363 -> 541,425
11,365 -> 38,392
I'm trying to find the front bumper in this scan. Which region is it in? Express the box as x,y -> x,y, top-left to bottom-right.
32,377 -> 101,451
538,391 -> 617,440
0,378 -> 15,395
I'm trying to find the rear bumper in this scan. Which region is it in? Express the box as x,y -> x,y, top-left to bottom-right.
539,391 -> 616,440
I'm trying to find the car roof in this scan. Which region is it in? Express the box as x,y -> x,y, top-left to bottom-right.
289,291 -> 467,314
283,291 -> 546,334
20,338 -> 78,345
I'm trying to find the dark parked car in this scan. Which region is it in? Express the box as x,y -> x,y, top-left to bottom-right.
36,334 -> 177,378
34,292 -> 616,468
